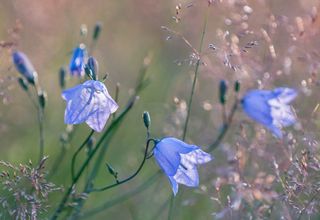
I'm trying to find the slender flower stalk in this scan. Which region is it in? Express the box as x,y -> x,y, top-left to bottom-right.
33,85 -> 46,164
172,6 -> 210,220
50,101 -> 135,220
182,7 -> 209,141
89,138 -> 155,192
71,129 -> 95,180
79,171 -> 161,219
67,56 -> 151,219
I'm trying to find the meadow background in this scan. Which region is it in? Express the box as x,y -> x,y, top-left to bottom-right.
0,0 -> 319,219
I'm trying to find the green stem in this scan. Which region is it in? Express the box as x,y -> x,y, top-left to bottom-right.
67,56 -> 151,219
33,85 -> 45,164
50,101 -> 135,220
182,7 -> 209,141
171,6 -> 210,220
79,171 -> 161,219
208,99 -> 238,152
167,195 -> 175,220
90,139 -> 154,192
49,126 -> 78,179
71,130 -> 95,180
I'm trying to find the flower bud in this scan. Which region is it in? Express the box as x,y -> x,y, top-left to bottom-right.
12,51 -> 38,85
219,80 -> 228,104
106,163 -> 118,179
17,77 -> 29,91
87,56 -> 98,80
69,44 -> 86,77
38,90 -> 47,109
84,65 -> 93,79
59,67 -> 66,89
93,22 -> 102,41
143,111 -> 151,129
234,80 -> 240,92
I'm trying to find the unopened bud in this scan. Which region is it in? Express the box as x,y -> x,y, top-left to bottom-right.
106,163 -> 118,179
87,56 -> 98,80
219,80 -> 228,104
143,111 -> 151,129
234,80 -> 240,92
84,65 -> 93,80
12,51 -> 38,85
93,22 -> 102,41
38,90 -> 47,109
59,67 -> 66,89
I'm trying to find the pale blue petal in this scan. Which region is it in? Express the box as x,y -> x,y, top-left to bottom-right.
153,146 -> 180,176
62,80 -> 118,132
173,165 -> 199,187
64,86 -> 95,124
182,149 -> 213,165
168,176 -> 179,196
242,90 -> 273,127
272,88 -> 297,104
62,84 -> 83,101
158,137 -> 198,154
267,125 -> 283,138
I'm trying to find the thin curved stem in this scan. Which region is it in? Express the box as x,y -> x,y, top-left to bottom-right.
71,129 -> 95,180
182,7 -> 209,142
50,100 -> 136,220
90,138 -> 154,192
208,98 -> 238,152
79,171 -> 161,219
171,6 -> 210,220
66,56 -> 152,219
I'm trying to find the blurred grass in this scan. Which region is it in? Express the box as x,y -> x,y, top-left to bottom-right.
0,0 -> 320,219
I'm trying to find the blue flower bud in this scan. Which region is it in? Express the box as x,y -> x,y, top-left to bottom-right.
87,56 -> 98,80
12,51 -> 38,85
219,80 -> 228,104
69,44 -> 86,77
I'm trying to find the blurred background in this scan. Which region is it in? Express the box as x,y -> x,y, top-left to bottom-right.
0,0 -> 320,219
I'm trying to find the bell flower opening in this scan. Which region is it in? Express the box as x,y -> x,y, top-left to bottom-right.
241,87 -> 297,138
153,137 -> 212,196
62,80 -> 118,132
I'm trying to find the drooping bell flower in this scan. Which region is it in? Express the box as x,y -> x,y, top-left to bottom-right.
12,51 -> 38,85
62,80 -> 118,132
69,44 -> 86,77
241,87 -> 297,138
153,137 -> 212,196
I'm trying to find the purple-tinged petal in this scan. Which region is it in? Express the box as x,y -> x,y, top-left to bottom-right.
272,88 -> 297,104
242,90 -> 273,127
168,176 -> 179,196
12,51 -> 37,84
62,80 -> 118,132
69,45 -> 86,77
182,149 -> 213,165
173,165 -> 199,187
153,146 -> 180,176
